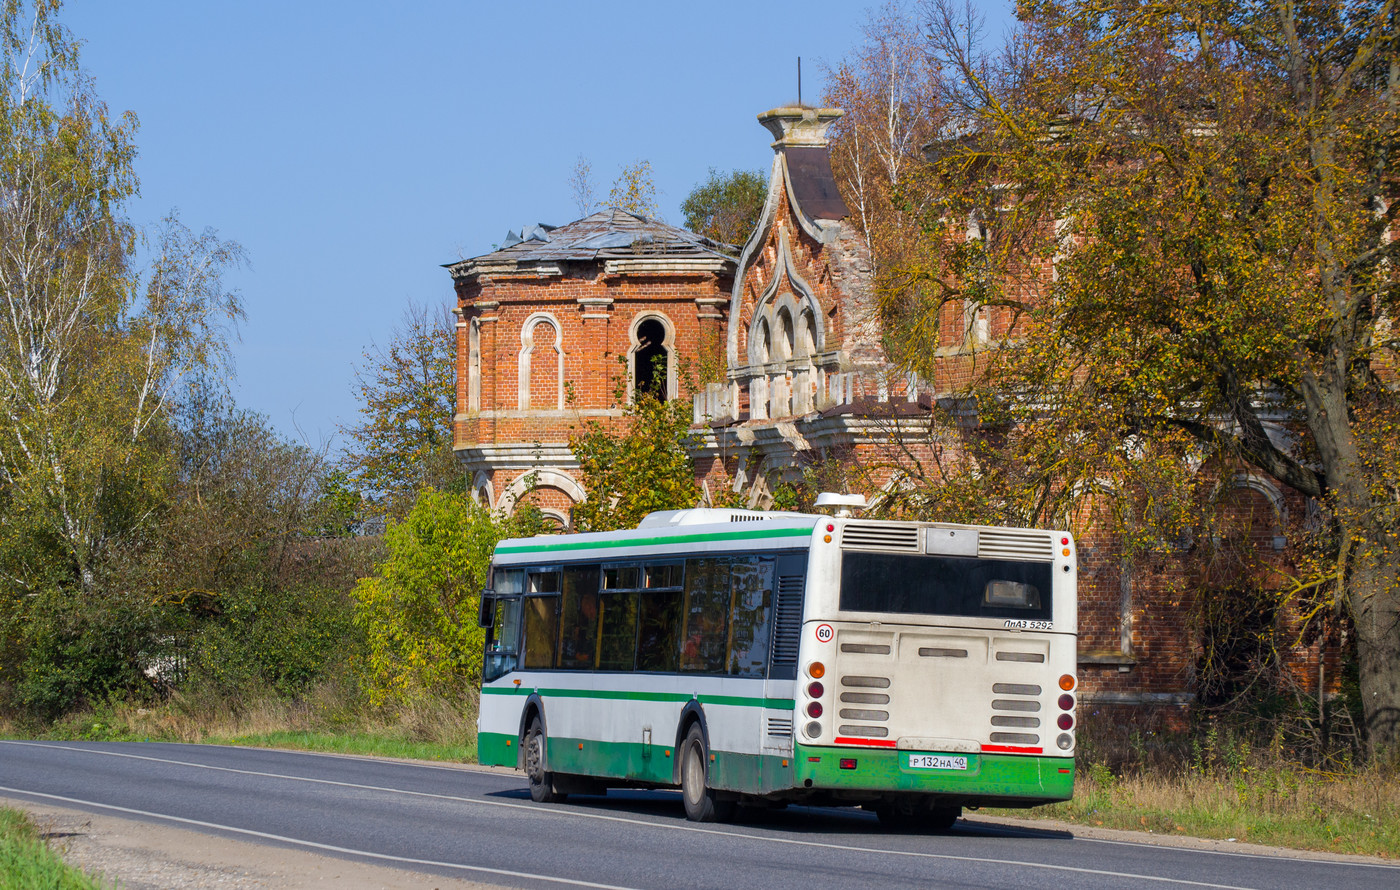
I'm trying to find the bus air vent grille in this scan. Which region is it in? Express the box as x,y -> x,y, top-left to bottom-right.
730,514 -> 763,522
978,529 -> 1055,561
770,575 -> 805,666
838,725 -> 890,738
989,732 -> 1040,744
841,523 -> 920,552
766,716 -> 793,737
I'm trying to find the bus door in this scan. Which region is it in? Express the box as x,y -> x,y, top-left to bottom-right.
761,553 -> 807,768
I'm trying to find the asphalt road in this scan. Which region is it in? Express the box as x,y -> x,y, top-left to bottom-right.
0,741 -> 1392,890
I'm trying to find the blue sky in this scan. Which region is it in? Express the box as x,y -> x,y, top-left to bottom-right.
65,1 -> 1014,450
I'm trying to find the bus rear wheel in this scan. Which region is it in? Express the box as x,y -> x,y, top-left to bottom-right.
524,717 -> 567,804
680,725 -> 734,823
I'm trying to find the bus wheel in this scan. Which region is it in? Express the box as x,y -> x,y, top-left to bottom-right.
680,725 -> 734,823
875,801 -> 960,833
524,717 -> 567,804
927,805 -> 961,832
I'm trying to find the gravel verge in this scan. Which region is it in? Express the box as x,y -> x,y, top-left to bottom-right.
1,795 -> 505,890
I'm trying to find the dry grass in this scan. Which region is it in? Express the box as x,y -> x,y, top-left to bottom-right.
996,762 -> 1400,858
4,680 -> 480,764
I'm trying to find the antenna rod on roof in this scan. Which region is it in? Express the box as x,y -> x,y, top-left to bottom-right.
798,56 -> 802,106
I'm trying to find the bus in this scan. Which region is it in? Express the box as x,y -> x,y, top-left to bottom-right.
476,497 -> 1077,829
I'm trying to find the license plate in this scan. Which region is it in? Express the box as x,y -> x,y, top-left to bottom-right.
908,754 -> 968,770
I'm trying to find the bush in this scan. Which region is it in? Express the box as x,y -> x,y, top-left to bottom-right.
183,583 -> 362,700
352,489 -> 535,705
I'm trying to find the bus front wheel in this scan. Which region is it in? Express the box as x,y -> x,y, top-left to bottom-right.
680,725 -> 734,823
524,717 -> 567,804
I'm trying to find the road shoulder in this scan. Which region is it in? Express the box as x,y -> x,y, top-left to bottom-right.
1,795 -> 506,890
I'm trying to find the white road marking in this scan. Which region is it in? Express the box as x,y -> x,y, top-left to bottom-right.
958,819 -> 1400,870
0,741 -> 1382,888
0,784 -> 639,890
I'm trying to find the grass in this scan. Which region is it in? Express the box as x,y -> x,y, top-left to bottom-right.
989,762 -> 1400,859
0,807 -> 111,889
209,729 -> 475,763
4,679 -> 480,766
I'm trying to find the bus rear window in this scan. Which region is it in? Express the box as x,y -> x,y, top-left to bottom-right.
840,553 -> 1053,621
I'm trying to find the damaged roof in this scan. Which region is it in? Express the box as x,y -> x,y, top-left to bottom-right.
447,208 -> 737,277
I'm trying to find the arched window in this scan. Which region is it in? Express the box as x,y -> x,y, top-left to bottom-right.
775,307 -> 794,361
519,314 -> 564,410
799,310 -> 818,357
632,316 -> 670,401
468,319 -> 481,411
754,317 -> 772,364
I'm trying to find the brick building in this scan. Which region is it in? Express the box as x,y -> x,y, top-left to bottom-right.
447,210 -> 735,527
448,105 -> 1333,725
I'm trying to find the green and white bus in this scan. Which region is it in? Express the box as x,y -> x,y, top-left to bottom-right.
476,498 -> 1078,829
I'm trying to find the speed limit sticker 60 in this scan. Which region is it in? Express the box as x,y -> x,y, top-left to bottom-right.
814,623 -> 834,643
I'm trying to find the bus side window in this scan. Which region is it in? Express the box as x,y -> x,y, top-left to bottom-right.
637,590 -> 681,672
522,595 -> 559,669
598,591 -> 639,670
484,597 -> 523,682
681,558 -> 731,673
558,565 -> 601,669
728,557 -> 774,677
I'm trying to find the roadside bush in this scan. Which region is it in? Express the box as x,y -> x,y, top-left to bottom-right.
183,583 -> 362,700
352,489 -> 540,706
7,587 -> 169,724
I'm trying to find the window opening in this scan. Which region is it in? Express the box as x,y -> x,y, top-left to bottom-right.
634,317 -> 668,400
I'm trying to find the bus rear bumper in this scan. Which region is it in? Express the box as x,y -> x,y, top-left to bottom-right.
792,744 -> 1074,807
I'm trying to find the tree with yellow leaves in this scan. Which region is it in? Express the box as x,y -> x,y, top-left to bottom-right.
890,0 -> 1400,758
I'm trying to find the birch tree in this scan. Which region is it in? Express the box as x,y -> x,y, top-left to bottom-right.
0,1 -> 242,592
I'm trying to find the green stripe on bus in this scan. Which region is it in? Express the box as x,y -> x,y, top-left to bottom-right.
495,525 -> 815,555
481,684 -> 794,710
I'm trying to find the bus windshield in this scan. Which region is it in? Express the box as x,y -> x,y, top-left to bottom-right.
839,552 -> 1053,621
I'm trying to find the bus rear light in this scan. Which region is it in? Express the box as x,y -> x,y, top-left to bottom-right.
839,758 -> 857,770
808,662 -> 826,679
807,702 -> 824,718
1057,732 -> 1073,750
1057,713 -> 1074,730
807,681 -> 825,698
827,523 -> 835,532
1061,537 -> 1069,545
1058,674 -> 1076,691
1062,548 -> 1071,556
1058,693 -> 1074,711
806,721 -> 823,738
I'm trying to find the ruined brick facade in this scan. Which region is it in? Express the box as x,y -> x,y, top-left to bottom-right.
447,212 -> 734,527
447,105 -> 1335,725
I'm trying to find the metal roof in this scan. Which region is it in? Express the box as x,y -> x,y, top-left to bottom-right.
447,208 -> 738,276
786,146 -> 849,221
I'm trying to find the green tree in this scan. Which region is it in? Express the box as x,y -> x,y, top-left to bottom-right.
607,159 -> 660,218
340,303 -> 459,522
0,3 -> 245,719
351,489 -> 539,705
0,0 -> 243,594
899,0 -> 1400,757
680,168 -> 767,246
570,394 -> 700,533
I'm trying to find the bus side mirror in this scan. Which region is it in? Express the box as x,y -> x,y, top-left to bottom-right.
478,591 -> 495,629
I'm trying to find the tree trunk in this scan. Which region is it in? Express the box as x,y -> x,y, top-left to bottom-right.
1302,365 -> 1400,761
1343,515 -> 1400,762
